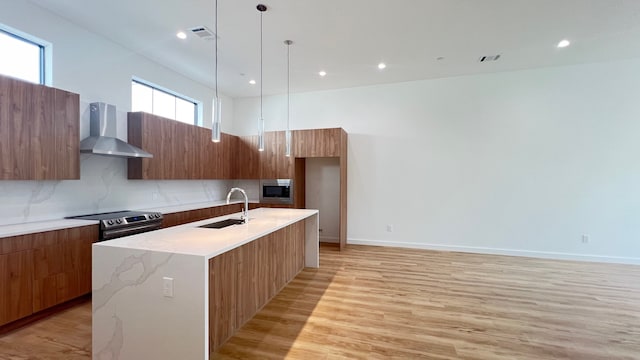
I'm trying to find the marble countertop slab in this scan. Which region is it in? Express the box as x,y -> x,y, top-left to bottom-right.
94,208 -> 318,259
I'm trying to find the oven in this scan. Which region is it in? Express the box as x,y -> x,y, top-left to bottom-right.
259,179 -> 293,204
67,210 -> 163,241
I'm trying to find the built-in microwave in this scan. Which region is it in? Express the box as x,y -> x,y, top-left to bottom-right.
260,179 -> 293,204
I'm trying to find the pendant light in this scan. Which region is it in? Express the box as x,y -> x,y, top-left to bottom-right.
284,40 -> 293,157
257,4 -> 267,152
211,0 -> 221,142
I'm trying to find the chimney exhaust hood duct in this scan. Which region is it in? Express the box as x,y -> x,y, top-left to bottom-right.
80,102 -> 153,158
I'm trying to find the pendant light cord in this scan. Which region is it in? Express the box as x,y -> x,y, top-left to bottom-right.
260,9 -> 263,119
214,0 -> 218,98
287,41 -> 290,130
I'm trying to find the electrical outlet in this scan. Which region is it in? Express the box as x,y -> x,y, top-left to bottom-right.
386,224 -> 394,232
163,277 -> 174,297
582,234 -> 590,244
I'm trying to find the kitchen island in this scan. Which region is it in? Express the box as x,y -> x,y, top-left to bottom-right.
92,208 -> 319,360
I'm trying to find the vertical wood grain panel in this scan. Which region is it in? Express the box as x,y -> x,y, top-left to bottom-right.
209,248 -> 237,351
126,112 -> 144,179
0,74 -> 79,180
53,89 -> 80,179
259,132 -> 278,179
209,220 -> 307,354
222,133 -> 238,179
0,250 -> 33,326
276,131 -> 294,179
340,129 -> 348,250
237,135 -> 260,179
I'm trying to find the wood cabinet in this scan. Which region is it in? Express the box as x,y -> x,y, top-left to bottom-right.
258,131 -> 294,179
0,250 -> 33,326
0,225 -> 98,327
209,220 -> 305,354
293,128 -> 344,158
32,226 -> 96,312
127,112 -> 235,180
236,135 -> 260,179
0,74 -> 80,180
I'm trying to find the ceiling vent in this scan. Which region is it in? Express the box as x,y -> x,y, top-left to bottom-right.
189,26 -> 216,40
478,54 -> 501,62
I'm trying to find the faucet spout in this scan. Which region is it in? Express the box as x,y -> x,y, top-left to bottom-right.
226,187 -> 249,223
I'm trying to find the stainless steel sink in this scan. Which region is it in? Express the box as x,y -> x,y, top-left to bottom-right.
198,218 -> 245,229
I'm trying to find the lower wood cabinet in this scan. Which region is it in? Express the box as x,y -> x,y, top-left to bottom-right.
0,250 -> 33,326
0,225 -> 98,327
209,220 -> 305,354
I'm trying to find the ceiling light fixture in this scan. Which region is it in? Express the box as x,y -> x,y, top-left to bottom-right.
249,79 -> 256,85
377,62 -> 386,70
176,31 -> 187,39
557,39 -> 571,48
257,4 -> 267,152
284,40 -> 293,157
211,0 -> 221,142
319,71 -> 327,77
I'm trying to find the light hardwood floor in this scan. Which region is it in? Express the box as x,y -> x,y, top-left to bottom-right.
2,244 -> 640,359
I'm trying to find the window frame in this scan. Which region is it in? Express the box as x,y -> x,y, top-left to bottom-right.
0,24 -> 50,85
131,77 -> 202,126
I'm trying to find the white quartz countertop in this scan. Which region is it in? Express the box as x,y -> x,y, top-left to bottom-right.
0,219 -> 100,238
94,208 -> 318,259
0,200 -> 260,239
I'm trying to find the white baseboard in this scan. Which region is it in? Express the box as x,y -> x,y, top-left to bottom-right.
347,238 -> 640,265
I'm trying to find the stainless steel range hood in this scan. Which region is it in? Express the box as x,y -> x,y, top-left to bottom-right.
80,102 -> 153,158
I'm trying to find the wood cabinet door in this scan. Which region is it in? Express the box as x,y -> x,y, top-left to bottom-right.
237,135 -> 260,179
0,75 -> 79,180
32,226 -> 97,312
209,248 -> 237,351
259,131 -> 278,179
0,250 -> 33,326
293,128 -> 342,158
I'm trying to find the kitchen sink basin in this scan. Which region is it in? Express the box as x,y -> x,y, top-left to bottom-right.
198,218 -> 245,229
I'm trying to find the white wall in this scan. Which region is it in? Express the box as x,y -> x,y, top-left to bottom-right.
306,158 -> 341,243
0,0 -> 236,225
234,58 -> 640,264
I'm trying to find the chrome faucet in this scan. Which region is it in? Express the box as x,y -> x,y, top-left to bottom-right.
226,187 -> 249,223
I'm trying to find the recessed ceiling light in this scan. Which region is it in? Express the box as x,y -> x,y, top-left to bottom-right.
557,39 -> 571,48
249,79 -> 256,85
377,63 -> 386,70
319,71 -> 327,77
176,31 -> 187,40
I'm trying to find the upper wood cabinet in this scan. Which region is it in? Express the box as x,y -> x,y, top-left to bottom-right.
258,131 -> 294,179
0,74 -> 80,180
293,128 -> 346,158
127,112 -> 235,180
236,135 -> 260,179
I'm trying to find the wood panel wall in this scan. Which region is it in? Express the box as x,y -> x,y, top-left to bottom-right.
209,220 -> 305,354
0,74 -> 80,180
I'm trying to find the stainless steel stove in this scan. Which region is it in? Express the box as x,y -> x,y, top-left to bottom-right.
67,210 -> 163,241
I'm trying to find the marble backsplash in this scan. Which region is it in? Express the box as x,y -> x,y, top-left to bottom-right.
0,154 -> 260,226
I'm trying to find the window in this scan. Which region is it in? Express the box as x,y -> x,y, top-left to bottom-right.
0,28 -> 45,84
131,79 -> 199,125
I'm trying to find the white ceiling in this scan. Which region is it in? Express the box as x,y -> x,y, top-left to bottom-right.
28,0 -> 640,98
